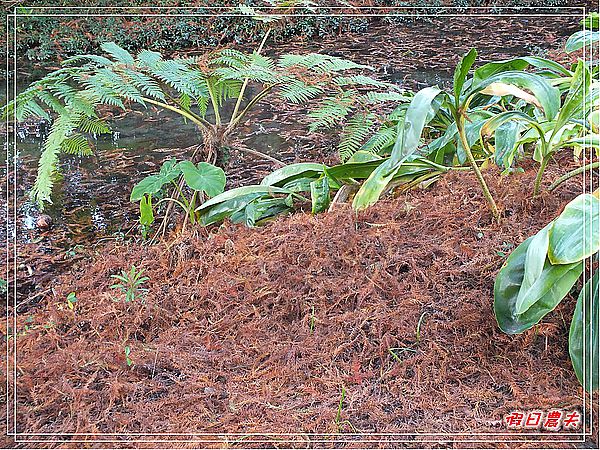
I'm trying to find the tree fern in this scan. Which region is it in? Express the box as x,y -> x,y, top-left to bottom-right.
8,42 -> 405,206
361,125 -> 397,156
61,134 -> 93,156
100,42 -> 135,66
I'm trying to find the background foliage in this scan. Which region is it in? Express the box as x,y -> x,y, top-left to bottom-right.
1,0 -> 579,64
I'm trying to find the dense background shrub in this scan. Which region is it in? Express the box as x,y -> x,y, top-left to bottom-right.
0,0 -> 587,65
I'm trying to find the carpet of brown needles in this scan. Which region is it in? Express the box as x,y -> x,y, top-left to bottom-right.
2,158 -> 598,449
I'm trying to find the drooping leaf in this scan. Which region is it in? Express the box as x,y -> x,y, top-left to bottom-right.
548,194 -> 600,264
566,30 -> 600,53
473,71 -> 560,120
196,185 -> 296,225
493,120 -> 523,168
139,195 -> 154,227
352,86 -> 443,210
260,163 -> 324,187
552,61 -> 590,136
479,82 -> 542,109
494,237 -> 583,334
569,269 -> 599,392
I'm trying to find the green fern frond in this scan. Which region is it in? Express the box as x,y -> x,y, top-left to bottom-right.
121,68 -> 166,101
308,91 -> 355,131
61,134 -> 93,156
279,79 -> 324,103
214,53 -> 279,84
100,42 -> 135,66
76,116 -> 110,134
211,49 -> 248,68
15,97 -> 50,122
338,112 -> 376,161
31,114 -> 77,205
362,91 -> 410,103
360,125 -> 397,155
278,53 -> 370,74
136,49 -> 163,70
36,91 -> 68,116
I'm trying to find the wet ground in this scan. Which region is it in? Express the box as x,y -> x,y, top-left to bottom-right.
1,16 -> 580,251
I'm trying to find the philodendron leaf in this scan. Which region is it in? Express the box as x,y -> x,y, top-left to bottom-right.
310,176 -> 330,214
494,237 -> 583,334
569,269 -> 599,392
515,223 -> 551,315
159,158 -> 180,180
178,161 -> 226,197
549,194 -> 600,265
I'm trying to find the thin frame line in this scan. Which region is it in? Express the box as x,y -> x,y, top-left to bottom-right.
5,4 -> 596,446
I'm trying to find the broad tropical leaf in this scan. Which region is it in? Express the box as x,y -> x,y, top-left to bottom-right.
310,177 -> 330,213
178,161 -> 226,197
548,194 -> 600,264
494,237 -> 583,334
566,30 -> 600,53
352,86 -> 443,210
569,269 -> 599,392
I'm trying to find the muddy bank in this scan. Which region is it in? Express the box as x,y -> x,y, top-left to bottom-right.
2,158 -> 597,448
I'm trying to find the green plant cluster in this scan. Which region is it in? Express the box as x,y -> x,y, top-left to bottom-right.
3,39 -> 402,206
494,192 -> 599,392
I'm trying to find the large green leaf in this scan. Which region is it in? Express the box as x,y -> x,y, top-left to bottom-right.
472,57 -> 570,86
494,237 -> 583,334
139,195 -> 154,227
515,223 -> 551,315
549,194 -> 600,265
564,134 -> 600,149
493,120 -> 523,168
352,86 -> 443,210
310,177 -> 330,214
472,71 -> 560,120
197,185 -> 293,211
130,159 -> 181,202
566,30 -> 600,53
178,161 -> 226,197
569,269 -> 599,392
260,163 -> 325,187
551,61 -> 590,138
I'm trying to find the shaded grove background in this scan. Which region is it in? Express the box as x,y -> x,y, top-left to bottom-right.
0,0 -> 596,65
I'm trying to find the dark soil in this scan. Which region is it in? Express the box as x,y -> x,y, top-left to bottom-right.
2,157 -> 598,448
